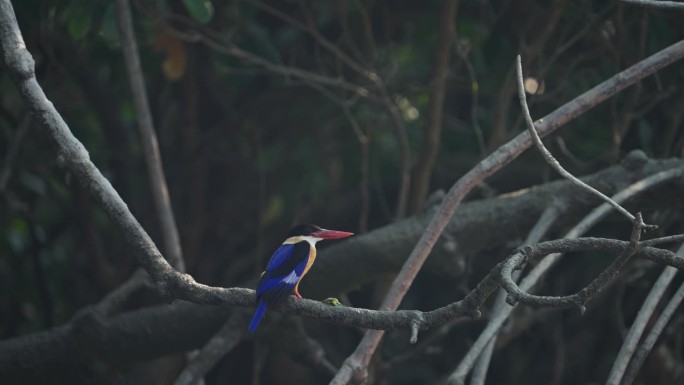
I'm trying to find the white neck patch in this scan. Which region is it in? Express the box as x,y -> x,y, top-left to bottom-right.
283,235 -> 321,245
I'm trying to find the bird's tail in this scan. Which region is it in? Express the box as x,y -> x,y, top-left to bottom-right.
249,301 -> 268,333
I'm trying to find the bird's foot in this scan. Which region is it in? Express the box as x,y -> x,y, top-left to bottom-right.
293,291 -> 303,299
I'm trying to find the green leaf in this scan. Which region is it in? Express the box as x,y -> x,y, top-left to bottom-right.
182,0 -> 214,24
323,298 -> 344,307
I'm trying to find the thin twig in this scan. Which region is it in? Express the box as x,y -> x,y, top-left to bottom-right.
500,214 -> 647,311
114,0 -> 185,272
620,0 -> 684,10
167,25 -> 374,99
641,234 -> 684,246
245,0 -> 308,31
515,55 -> 651,229
297,0 -> 375,81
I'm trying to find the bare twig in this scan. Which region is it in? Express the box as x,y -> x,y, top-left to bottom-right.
245,0 -> 308,31
297,0 -> 374,81
190,30 -> 373,98
114,0 -> 185,272
620,0 -> 684,10
500,214 -> 647,311
330,39 -> 684,385
515,55 -> 651,228
642,234 -> 684,246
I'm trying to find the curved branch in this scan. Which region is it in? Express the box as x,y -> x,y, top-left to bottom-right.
515,55 -> 648,227
498,234 -> 684,311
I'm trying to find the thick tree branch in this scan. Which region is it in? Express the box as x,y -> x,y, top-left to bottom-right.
2,236 -> 682,381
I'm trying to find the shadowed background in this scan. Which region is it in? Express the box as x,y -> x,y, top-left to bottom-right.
1,0 -> 683,384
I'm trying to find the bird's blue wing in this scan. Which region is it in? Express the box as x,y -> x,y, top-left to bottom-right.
265,244 -> 296,271
257,269 -> 299,296
264,242 -> 310,277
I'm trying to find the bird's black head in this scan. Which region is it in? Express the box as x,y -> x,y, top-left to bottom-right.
287,224 -> 323,237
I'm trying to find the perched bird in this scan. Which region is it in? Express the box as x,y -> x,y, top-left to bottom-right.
249,224 -> 353,333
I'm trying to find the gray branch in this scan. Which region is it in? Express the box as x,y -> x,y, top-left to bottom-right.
620,0 -> 684,10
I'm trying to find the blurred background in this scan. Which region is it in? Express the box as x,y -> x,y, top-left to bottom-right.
1,0 -> 684,384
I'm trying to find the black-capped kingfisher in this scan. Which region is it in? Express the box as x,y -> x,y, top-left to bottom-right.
249,224 -> 353,333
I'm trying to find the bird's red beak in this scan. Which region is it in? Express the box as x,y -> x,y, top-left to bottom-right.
312,229 -> 354,239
